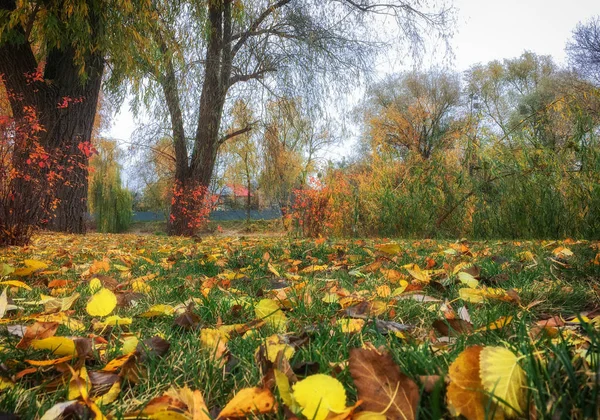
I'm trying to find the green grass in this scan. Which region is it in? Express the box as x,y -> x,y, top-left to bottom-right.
0,234 -> 599,418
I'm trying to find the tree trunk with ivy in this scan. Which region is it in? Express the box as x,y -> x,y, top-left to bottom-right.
0,0 -> 104,236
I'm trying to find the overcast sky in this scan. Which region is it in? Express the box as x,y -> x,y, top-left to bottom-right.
106,0 -> 600,159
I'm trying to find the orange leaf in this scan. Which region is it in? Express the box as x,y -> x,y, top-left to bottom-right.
447,346 -> 501,420
217,387 -> 276,418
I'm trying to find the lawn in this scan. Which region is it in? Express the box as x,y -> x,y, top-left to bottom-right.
1,233 -> 599,419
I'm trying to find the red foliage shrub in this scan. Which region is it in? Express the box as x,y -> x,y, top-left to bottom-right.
169,181 -> 218,236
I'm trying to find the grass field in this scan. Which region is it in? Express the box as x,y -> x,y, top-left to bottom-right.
1,233 -> 599,419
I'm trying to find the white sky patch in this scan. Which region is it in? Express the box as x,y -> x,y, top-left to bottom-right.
105,0 -> 600,164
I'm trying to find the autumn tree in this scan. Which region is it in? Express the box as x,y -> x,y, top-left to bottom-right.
128,0 -> 453,236
261,98 -> 336,215
567,16 -> 600,85
365,70 -> 463,160
0,0 -> 152,237
89,139 -> 133,233
221,99 -> 259,221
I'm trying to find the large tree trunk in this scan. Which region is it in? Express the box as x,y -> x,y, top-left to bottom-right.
0,0 -> 104,236
45,48 -> 104,233
166,1 -> 231,236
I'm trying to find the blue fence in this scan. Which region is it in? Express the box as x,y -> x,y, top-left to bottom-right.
131,209 -> 282,222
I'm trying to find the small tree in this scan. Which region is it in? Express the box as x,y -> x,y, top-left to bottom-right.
567,16 -> 600,85
89,139 -> 132,233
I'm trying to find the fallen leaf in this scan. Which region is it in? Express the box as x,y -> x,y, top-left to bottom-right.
292,374 -> 347,420
217,387 -> 276,418
432,319 -> 474,337
138,304 -> 175,318
30,336 -> 77,357
447,346 -> 500,420
255,299 -> 287,330
337,318 -> 365,333
86,288 -> 117,317
348,347 -> 418,420
480,346 -> 526,417
475,316 -> 513,332
374,242 -> 401,255
17,321 -> 59,348
0,280 -> 32,290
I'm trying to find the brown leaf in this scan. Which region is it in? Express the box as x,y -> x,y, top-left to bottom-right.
460,265 -> 481,279
174,308 -> 202,330
115,292 -> 145,308
348,347 -> 419,420
136,336 -> 170,361
16,321 -> 59,349
432,319 -> 474,337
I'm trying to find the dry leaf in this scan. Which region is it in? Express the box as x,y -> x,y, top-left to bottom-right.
447,346 -> 501,420
217,387 -> 276,418
348,347 -> 418,420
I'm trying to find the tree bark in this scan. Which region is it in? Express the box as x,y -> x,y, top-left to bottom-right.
0,0 -> 105,235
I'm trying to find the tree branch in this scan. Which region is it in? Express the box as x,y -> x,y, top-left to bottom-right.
231,0 -> 292,57
229,66 -> 276,87
219,124 -> 254,146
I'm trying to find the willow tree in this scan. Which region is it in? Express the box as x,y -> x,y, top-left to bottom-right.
0,0 -> 153,235
89,139 -> 132,233
128,0 -> 453,236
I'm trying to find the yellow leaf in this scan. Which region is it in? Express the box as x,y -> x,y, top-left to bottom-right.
374,242 -> 401,255
268,263 -> 281,277
336,318 -> 365,333
0,263 -> 14,276
94,380 -> 121,405
165,386 -> 210,420
300,264 -> 328,274
121,336 -> 139,354
217,387 -> 276,418
480,346 -> 527,417
138,304 -> 175,318
30,337 -> 77,356
255,299 -> 287,330
391,280 -> 409,297
0,280 -> 32,290
274,369 -> 295,408
376,285 -> 391,298
89,278 -> 102,293
86,288 -> 117,317
132,280 -> 151,293
68,366 -> 91,400
25,355 -> 73,366
0,376 -> 14,390
458,288 -> 484,303
322,293 -> 339,303
475,316 -> 513,332
44,292 -> 81,313
200,328 -> 228,362
292,374 -> 347,420
27,312 -> 85,332
458,272 -> 479,288
552,246 -> 573,258
405,264 -> 430,282
262,334 -> 295,363
24,259 -> 48,270
92,316 -> 132,331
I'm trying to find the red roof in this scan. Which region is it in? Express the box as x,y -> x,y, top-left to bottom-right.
226,184 -> 253,197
